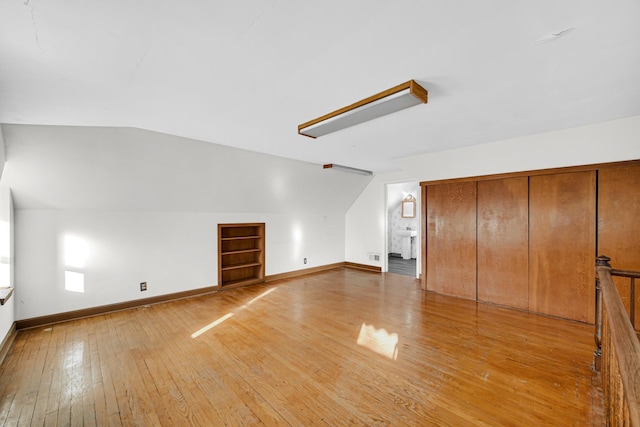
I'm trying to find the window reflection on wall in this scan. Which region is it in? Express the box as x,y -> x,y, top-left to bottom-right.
64,235 -> 89,293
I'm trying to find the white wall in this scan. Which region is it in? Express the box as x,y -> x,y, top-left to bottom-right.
0,188 -> 14,341
1,125 -> 369,320
346,172 -> 417,269
0,125 -> 371,213
6,115 -> 640,320
346,115 -> 640,268
15,210 -> 344,320
396,115 -> 640,182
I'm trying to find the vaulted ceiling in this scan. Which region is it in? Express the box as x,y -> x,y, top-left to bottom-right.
1,0 -> 639,173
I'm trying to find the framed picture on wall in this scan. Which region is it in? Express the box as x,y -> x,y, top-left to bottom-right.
401,196 -> 416,218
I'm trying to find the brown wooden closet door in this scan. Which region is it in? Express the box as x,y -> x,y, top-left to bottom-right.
529,171 -> 596,323
598,165 -> 640,328
477,177 -> 529,309
426,182 -> 477,299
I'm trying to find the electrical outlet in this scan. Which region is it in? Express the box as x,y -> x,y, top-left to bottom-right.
140,282 -> 147,291
304,258 -> 307,264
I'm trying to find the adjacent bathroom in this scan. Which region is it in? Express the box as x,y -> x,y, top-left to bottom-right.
386,182 -> 419,277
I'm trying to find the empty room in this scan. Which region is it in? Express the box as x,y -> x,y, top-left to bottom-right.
1,1 -> 640,426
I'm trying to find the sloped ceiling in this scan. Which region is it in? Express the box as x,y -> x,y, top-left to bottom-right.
0,125 -> 373,212
1,0 -> 639,173
387,182 -> 419,214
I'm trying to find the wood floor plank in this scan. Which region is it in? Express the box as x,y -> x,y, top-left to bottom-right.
27,328 -> 56,426
0,268 -> 604,426
142,355 -> 190,426
0,331 -> 31,425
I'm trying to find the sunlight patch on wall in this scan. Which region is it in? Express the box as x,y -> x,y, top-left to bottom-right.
64,271 -> 85,293
292,222 -> 303,260
357,323 -> 399,360
64,236 -> 89,268
64,235 -> 90,293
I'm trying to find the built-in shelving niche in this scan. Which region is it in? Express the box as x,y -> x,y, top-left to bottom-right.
218,223 -> 265,290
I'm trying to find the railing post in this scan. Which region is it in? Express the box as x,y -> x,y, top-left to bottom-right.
594,255 -> 611,372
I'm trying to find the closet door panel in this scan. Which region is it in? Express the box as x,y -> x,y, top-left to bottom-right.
426,182 -> 477,299
529,171 -> 596,323
477,177 -> 529,309
598,165 -> 640,328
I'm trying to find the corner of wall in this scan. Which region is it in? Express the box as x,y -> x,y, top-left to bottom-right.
345,172 -> 417,268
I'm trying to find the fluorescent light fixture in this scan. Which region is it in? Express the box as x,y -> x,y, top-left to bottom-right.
299,80 -> 428,138
323,163 -> 373,176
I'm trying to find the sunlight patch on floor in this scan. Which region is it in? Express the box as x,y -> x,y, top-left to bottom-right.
357,323 -> 399,360
240,287 -> 276,309
191,287 -> 278,338
191,313 -> 234,338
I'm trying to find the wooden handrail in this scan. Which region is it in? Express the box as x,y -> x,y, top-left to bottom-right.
594,255 -> 640,426
611,269 -> 640,327
611,270 -> 640,279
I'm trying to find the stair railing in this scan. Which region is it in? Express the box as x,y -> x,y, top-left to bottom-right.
594,255 -> 640,426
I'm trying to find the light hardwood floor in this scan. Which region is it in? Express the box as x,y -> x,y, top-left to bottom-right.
0,269 -> 603,426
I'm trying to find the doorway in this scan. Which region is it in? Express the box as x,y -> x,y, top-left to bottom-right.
386,182 -> 420,277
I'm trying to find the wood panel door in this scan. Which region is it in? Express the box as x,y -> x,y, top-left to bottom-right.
426,182 -> 477,299
529,171 -> 596,323
598,165 -> 640,328
477,177 -> 529,309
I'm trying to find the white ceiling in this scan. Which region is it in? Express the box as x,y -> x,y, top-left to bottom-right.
1,0 -> 639,173
387,182 -> 419,214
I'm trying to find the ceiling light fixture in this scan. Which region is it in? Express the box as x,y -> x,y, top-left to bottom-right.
323,163 -> 373,176
299,80 -> 428,138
